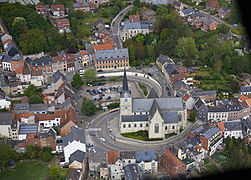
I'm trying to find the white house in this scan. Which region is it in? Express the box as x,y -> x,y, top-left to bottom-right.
182,94 -> 195,111
120,22 -> 149,42
36,115 -> 61,129
62,126 -> 86,163
0,90 -> 11,110
135,150 -> 158,173
120,151 -> 136,167
223,120 -> 243,139
179,7 -> 195,17
0,112 -> 12,138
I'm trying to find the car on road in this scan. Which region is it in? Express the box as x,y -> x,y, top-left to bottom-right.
120,13 -> 123,16
97,70 -> 103,72
77,95 -> 82,99
89,133 -> 95,136
87,143 -> 93,147
99,137 -> 106,142
166,87 -> 169,91
148,73 -> 153,76
168,91 -> 171,96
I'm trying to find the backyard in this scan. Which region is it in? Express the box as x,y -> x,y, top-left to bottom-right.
0,161 -> 50,180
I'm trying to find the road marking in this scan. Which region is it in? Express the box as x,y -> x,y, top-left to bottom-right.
86,128 -> 101,131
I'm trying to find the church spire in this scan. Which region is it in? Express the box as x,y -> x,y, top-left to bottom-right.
122,67 -> 128,91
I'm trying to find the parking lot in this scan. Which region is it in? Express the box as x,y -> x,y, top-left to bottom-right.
82,81 -> 143,104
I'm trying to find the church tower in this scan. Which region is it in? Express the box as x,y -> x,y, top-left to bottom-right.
120,68 -> 132,116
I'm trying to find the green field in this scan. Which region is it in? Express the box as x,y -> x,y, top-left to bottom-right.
0,161 -> 50,180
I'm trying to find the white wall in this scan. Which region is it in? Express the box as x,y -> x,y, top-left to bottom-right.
39,118 -> 60,128
0,125 -> 11,138
64,141 -> 86,163
0,99 -> 11,109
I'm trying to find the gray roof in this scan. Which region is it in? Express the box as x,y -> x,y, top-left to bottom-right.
120,151 -> 136,159
136,150 -> 157,162
30,104 -> 47,112
201,126 -> 220,139
194,98 -> 205,110
19,124 -> 38,134
0,112 -> 12,125
173,80 -> 188,90
66,169 -> 81,180
6,43 -> 19,57
14,103 -> 30,113
189,12 -> 202,18
60,97 -> 76,110
162,111 -> 178,124
88,151 -> 107,164
63,126 -> 85,147
0,73 -> 9,88
240,86 -> 251,93
203,18 -> 216,26
95,48 -> 129,61
182,8 -> 194,15
208,103 -> 243,112
27,56 -> 51,66
192,90 -> 216,97
85,44 -> 94,54
73,2 -> 89,8
224,120 -> 242,131
147,88 -> 159,99
185,134 -> 201,148
69,150 -> 85,164
1,33 -> 12,42
164,63 -> 177,75
121,115 -> 148,122
122,21 -> 149,30
2,54 -> 11,62
124,164 -> 143,180
52,70 -> 66,83
132,97 -> 184,113
221,6 -> 229,12
156,54 -> 174,65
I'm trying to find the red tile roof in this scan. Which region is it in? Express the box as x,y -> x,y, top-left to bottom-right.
108,151 -> 119,164
51,4 -> 65,12
182,94 -> 191,102
240,101 -> 250,109
129,15 -> 140,22
15,113 -> 35,122
92,42 -> 114,51
239,94 -> 248,102
56,18 -> 70,26
161,149 -> 185,167
80,50 -> 88,56
36,4 -> 46,9
207,0 -> 219,8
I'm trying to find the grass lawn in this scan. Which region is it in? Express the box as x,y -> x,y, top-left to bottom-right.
138,82 -> 148,96
0,161 -> 50,180
231,26 -> 247,35
121,130 -> 163,141
165,132 -> 177,139
206,165 -> 220,174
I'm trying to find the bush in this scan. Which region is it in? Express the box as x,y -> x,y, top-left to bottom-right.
189,110 -> 196,122
107,102 -> 120,109
81,98 -> 97,116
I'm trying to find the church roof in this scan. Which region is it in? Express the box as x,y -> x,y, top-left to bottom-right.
161,111 -> 178,124
121,115 -> 148,122
120,67 -> 131,98
147,88 -> 159,99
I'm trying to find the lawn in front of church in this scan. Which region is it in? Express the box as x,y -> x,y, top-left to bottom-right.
121,130 -> 163,141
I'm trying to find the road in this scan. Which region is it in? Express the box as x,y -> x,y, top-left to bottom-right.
111,5 -> 134,48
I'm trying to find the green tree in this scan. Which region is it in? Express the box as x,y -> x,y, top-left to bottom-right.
42,151 -> 52,162
26,12 -> 47,30
11,17 -> 27,39
83,67 -> 97,83
218,24 -> 230,34
176,37 -> 198,66
29,95 -> 44,104
24,84 -> 37,97
189,110 -> 196,122
71,72 -> 84,89
81,99 -> 96,116
0,140 -> 11,171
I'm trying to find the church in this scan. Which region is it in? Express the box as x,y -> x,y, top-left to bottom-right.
119,68 -> 187,139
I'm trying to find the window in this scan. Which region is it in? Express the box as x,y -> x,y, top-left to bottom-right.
172,125 -> 175,129
123,124 -> 126,128
134,123 -> 137,127
128,124 -> 131,128
155,123 -> 159,133
140,123 -> 142,127
146,123 -> 148,127
165,126 -> 167,130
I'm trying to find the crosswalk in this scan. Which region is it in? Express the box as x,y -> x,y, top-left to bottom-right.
86,128 -> 101,132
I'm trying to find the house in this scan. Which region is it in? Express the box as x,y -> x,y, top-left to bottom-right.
55,82 -> 75,104
74,53 -> 83,71
5,42 -> 19,58
201,18 -> 218,31
1,33 -> 12,43
18,61 -> 31,84
108,151 -> 123,180
60,107 -> 77,137
156,54 -> 174,73
191,90 -> 216,102
51,55 -> 67,72
18,124 -> 39,141
160,149 -> 187,177
194,98 -> 208,122
66,169 -> 82,180
62,126 -> 86,163
223,120 -> 243,139
51,4 -> 65,17
1,54 -> 11,71
100,164 -> 109,179
36,4 -> 47,17
35,112 -> 62,129
218,6 -> 230,18
120,21 -> 149,42
31,70 -> 44,87
65,53 -> 75,72
120,151 -> 136,167
80,50 -> 89,68
187,12 -> 203,23
0,89 -> 11,110
88,151 -> 107,172
73,2 -> 90,12
56,18 -> 71,33
172,80 -> 189,97
69,150 -> 86,172
135,150 -> 158,173
94,48 -> 129,71
120,69 -> 187,139
173,1 -> 184,11
240,86 -> 251,95
0,112 -> 12,138
199,125 -> 223,156
179,8 -> 195,17
14,112 -> 35,124
91,19 -> 105,30
124,164 -> 143,180
167,142 -> 189,161
25,57 -> 52,73
92,42 -> 114,51
206,0 -> 219,11
129,15 -> 140,23
182,94 -> 195,111
140,9 -> 156,23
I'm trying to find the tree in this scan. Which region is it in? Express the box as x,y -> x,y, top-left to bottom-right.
29,95 -> 44,104
0,140 -> 11,171
42,151 -> 52,162
214,60 -> 222,73
81,99 -> 96,116
83,67 -> 97,83
26,12 -> 47,30
11,17 -> 27,39
189,110 -> 196,122
71,72 -> 84,89
176,37 -> 198,67
24,84 -> 37,97
218,24 -> 230,34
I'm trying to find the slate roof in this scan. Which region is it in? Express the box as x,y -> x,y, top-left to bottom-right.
62,126 -> 85,147
124,164 -> 143,180
122,21 -> 149,30
14,103 -> 30,113
69,150 -> 85,164
89,151 -> 107,164
220,6 -> 229,12
6,43 -> 19,57
0,112 -> 12,125
60,97 -> 76,110
120,151 -> 136,160
224,120 -> 242,131
26,56 -> 51,66
192,90 -> 216,97
156,54 -> 174,66
66,169 -> 81,180
30,104 -> 47,112
189,12 -> 202,18
182,8 -> 194,15
194,98 -> 205,110
95,48 -> 129,61
136,150 -> 157,162
73,2 -> 89,8
121,115 -> 148,122
185,134 -> 201,148
132,97 -> 184,113
147,88 -> 159,99
0,73 -> 9,88
201,126 -> 220,139
162,111 -> 178,124
164,64 -> 177,75
208,103 -> 243,112
203,18 -> 216,26
2,54 -> 11,62
52,70 -> 66,83
241,86 -> 251,93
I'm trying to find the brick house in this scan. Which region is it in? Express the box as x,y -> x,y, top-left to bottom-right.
160,149 -> 187,177
218,6 -> 230,18
73,2 -> 90,12
25,56 -> 52,73
51,4 -> 65,17
60,107 -> 77,137
36,4 -> 47,17
65,54 -> 75,72
129,15 -> 140,23
206,0 -> 219,11
69,150 -> 87,173
202,18 -> 218,31
56,18 -> 71,33
51,55 -> 67,72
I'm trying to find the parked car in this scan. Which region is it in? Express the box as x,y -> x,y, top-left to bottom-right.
86,89 -> 90,92
77,95 -> 82,99
106,96 -> 111,100
99,137 -> 106,142
87,143 -> 93,147
166,87 -> 169,91
148,73 -> 153,76
168,92 -> 171,96
97,70 -> 103,72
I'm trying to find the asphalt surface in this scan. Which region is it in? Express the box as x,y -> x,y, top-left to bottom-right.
111,5 -> 134,48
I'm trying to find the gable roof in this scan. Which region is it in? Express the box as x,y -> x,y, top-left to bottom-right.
239,94 -> 248,101
224,120 -> 242,132
95,48 -> 129,61
92,42 -> 114,51
207,0 -> 219,8
161,149 -> 185,167
136,150 -> 157,162
182,94 -> 191,102
124,164 -> 143,180
241,86 -> 251,93
181,8 -> 194,15
162,111 -> 178,124
62,126 -> 85,147
107,151 -> 119,165
156,54 -> 174,66
120,151 -> 136,159
0,112 -> 12,125
122,21 -> 149,30
69,150 -> 85,164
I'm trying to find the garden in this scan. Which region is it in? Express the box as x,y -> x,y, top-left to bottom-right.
121,130 -> 163,141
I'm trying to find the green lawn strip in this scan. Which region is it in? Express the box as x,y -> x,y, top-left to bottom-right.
121,130 -> 162,141
138,82 -> 148,96
165,132 -> 177,139
0,161 -> 50,180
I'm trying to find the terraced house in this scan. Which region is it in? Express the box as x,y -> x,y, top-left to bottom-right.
94,48 -> 129,71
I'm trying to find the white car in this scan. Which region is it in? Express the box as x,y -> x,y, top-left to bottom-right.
99,137 -> 106,142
